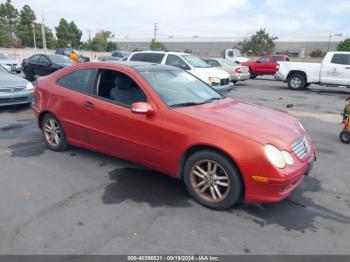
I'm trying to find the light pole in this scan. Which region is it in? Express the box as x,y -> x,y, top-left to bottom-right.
328,33 -> 343,51
32,23 -> 36,49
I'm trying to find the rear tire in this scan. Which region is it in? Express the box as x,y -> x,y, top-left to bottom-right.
250,74 -> 257,79
183,150 -> 243,210
340,131 -> 350,144
288,73 -> 306,90
41,113 -> 69,151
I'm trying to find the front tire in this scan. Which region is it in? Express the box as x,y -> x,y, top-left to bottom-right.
288,73 -> 306,90
340,131 -> 350,144
41,113 -> 69,151
183,150 -> 243,210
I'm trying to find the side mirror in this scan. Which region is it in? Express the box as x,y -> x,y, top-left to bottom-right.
131,102 -> 154,116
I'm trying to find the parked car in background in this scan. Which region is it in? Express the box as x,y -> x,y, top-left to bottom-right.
55,48 -> 90,62
222,49 -> 250,63
22,54 -> 73,80
128,51 -> 234,93
203,58 -> 250,83
242,55 -> 290,78
98,51 -> 132,61
33,61 -> 315,209
275,52 -> 350,90
0,64 -> 33,106
0,52 -> 21,73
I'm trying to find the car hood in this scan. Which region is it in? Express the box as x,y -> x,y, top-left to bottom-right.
0,59 -> 19,64
192,67 -> 230,81
0,72 -> 29,88
174,98 -> 303,149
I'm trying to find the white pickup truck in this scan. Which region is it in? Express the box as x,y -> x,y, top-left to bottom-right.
275,52 -> 350,90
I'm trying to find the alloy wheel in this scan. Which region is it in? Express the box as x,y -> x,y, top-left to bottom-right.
43,118 -> 61,146
190,160 -> 231,203
290,77 -> 302,89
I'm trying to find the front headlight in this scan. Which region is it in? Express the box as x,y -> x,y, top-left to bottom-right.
265,145 -> 294,169
26,82 -> 34,90
208,77 -> 220,85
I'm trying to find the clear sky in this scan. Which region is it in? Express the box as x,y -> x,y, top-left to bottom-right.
9,0 -> 350,40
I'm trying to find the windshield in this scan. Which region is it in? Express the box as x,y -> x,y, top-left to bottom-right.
0,64 -> 9,73
140,70 -> 223,108
0,53 -> 9,60
181,54 -> 210,68
49,55 -> 72,64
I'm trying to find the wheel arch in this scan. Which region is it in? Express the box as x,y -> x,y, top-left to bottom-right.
178,144 -> 246,197
287,70 -> 307,83
37,111 -> 53,128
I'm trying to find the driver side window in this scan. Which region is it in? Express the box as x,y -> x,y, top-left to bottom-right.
166,55 -> 189,70
96,70 -> 147,107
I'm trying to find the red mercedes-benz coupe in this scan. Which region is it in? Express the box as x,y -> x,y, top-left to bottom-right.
33,62 -> 316,209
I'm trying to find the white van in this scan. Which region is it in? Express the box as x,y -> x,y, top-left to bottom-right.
127,51 -> 234,93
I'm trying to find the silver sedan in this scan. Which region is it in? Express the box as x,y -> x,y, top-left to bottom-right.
0,65 -> 34,107
203,58 -> 250,83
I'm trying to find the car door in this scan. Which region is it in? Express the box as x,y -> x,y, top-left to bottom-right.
55,68 -> 98,143
28,55 -> 41,75
342,54 -> 350,86
83,67 -> 163,168
255,56 -> 270,74
38,55 -> 52,76
320,53 -> 347,85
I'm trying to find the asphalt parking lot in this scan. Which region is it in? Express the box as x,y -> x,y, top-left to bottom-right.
0,77 -> 350,255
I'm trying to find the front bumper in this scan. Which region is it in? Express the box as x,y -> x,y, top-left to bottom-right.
2,64 -> 21,73
231,73 -> 250,81
212,82 -> 234,94
245,152 -> 316,203
0,90 -> 34,106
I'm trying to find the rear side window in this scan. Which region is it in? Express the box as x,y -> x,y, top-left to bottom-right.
331,54 -> 350,65
57,69 -> 97,94
272,56 -> 282,62
130,53 -> 165,63
205,60 -> 221,67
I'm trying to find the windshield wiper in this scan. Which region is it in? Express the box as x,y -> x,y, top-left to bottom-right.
201,97 -> 225,103
170,97 -> 224,108
169,102 -> 206,108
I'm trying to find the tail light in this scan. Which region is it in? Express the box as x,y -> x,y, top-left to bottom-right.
235,67 -> 242,74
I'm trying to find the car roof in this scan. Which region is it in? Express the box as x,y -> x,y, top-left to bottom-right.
132,50 -> 189,56
100,61 -> 181,72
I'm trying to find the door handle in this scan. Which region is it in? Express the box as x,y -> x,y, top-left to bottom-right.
83,101 -> 95,109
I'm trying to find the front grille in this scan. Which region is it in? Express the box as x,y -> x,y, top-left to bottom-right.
0,87 -> 25,93
291,136 -> 310,160
0,97 -> 28,104
220,78 -> 230,86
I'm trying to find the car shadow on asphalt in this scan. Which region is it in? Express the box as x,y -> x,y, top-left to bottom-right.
102,167 -> 192,208
102,168 -> 350,232
0,104 -> 32,114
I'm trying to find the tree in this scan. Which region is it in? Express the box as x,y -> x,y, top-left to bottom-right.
150,39 -> 167,51
239,28 -> 278,56
16,5 -> 36,47
55,18 -> 82,48
85,30 -> 115,51
309,49 -> 325,58
0,0 -> 18,46
34,23 -> 56,49
337,38 -> 350,52
0,20 -> 12,46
